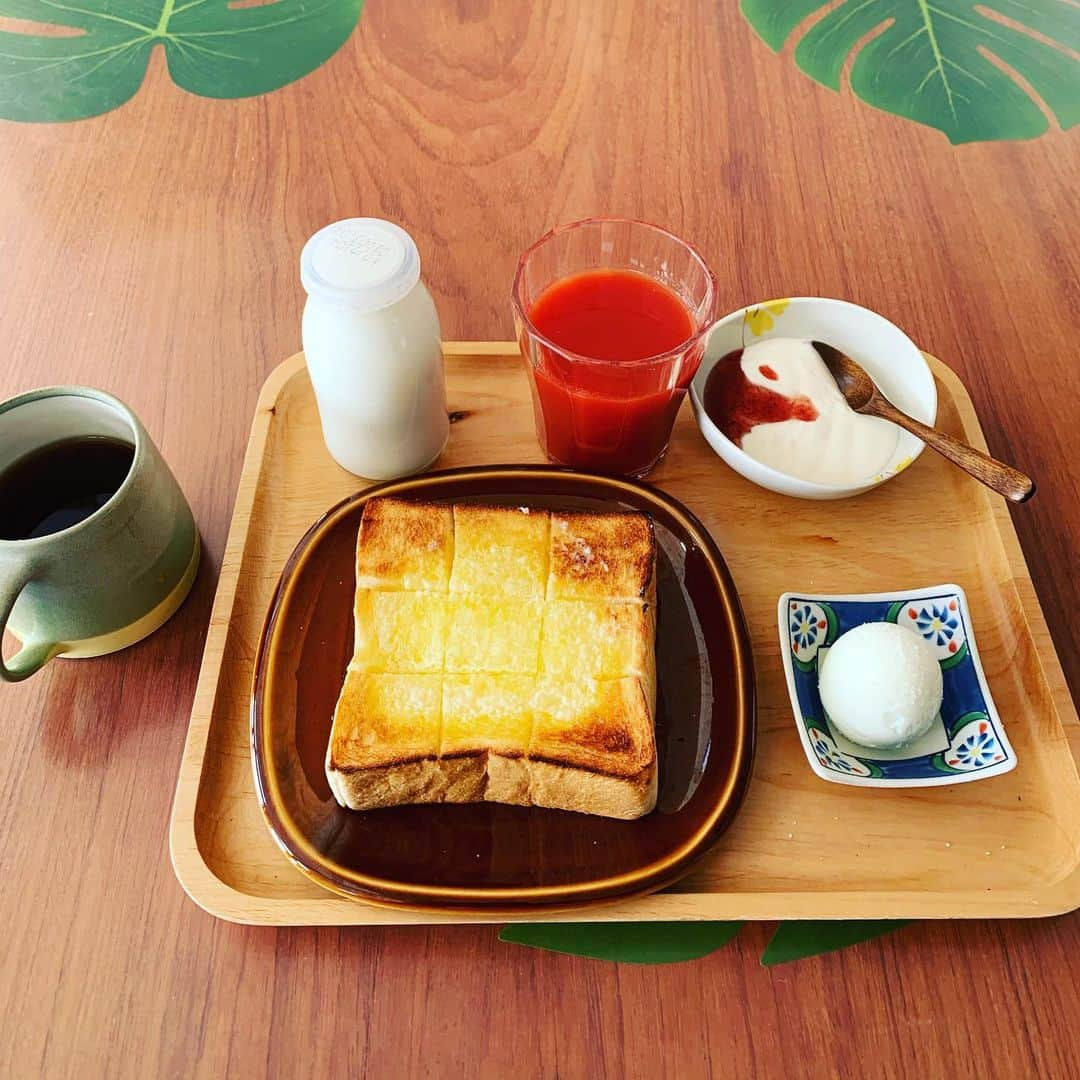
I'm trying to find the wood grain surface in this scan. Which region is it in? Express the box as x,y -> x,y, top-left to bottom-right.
173,348 -> 1080,924
0,2 -> 1077,1077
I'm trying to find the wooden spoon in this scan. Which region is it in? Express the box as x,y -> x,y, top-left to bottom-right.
813,342 -> 1035,503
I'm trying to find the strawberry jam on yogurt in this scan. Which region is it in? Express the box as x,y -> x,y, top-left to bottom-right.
702,338 -> 898,485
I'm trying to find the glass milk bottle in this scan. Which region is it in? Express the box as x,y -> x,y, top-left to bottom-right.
300,218 -> 449,480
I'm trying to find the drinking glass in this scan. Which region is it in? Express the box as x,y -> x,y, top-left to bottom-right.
512,217 -> 716,477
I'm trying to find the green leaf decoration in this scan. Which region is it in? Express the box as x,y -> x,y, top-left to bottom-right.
739,0 -> 1080,144
761,920 -> 910,965
0,0 -> 365,123
945,708 -> 988,737
500,919 -> 915,966
931,750 -> 960,773
821,601 -> 839,646
939,639 -> 969,670
499,921 -> 744,964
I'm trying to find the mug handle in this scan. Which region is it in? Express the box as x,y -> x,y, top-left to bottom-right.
0,561 -> 59,683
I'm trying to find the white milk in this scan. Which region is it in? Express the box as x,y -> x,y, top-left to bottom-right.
301,219 -> 449,480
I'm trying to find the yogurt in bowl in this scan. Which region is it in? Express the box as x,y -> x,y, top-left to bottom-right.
690,298 -> 937,500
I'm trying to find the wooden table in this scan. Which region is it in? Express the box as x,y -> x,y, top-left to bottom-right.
1,4 -> 1078,1076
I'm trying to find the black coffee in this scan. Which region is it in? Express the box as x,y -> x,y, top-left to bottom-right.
0,435 -> 135,541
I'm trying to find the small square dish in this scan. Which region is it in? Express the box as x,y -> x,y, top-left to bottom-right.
778,585 -> 1016,788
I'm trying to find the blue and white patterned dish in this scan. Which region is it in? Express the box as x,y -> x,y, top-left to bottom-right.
778,585 -> 1016,788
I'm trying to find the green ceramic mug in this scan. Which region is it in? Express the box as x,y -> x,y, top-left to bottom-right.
0,386 -> 200,682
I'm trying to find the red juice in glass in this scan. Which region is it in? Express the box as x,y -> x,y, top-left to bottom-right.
513,219 -> 715,477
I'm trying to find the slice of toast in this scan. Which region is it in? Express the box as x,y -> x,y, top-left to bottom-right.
326,497 -> 658,819
355,498 -> 454,591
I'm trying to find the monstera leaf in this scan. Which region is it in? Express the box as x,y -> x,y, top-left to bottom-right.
500,921 -> 745,964
740,0 -> 1079,143
761,920 -> 910,965
0,0 -> 364,122
500,918 -> 910,965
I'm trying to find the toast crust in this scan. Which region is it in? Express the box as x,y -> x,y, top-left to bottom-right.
326,749 -> 657,821
326,499 -> 658,819
355,498 -> 454,591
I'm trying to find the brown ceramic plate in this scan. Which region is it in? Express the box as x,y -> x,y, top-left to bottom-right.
252,466 -> 755,913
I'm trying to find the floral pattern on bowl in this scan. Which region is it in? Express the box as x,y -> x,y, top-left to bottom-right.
788,599 -> 836,670
777,585 -> 1016,788
890,596 -> 969,668
807,728 -> 878,779
744,298 -> 790,336
940,713 -> 1007,772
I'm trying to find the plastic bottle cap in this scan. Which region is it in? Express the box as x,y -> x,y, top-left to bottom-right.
300,218 -> 421,311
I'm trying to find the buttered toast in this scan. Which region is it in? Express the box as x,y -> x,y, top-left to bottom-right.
325,497 -> 658,819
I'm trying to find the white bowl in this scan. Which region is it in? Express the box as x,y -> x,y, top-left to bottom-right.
689,298 -> 937,500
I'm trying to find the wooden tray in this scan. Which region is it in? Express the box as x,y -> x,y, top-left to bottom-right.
170,344 -> 1080,924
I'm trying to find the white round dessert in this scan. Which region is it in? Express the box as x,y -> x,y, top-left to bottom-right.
818,622 -> 943,750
